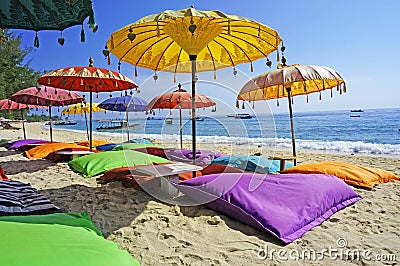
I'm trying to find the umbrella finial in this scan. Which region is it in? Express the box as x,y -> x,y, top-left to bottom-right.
89,57 -> 94,67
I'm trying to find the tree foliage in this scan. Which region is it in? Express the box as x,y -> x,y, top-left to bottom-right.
0,30 -> 42,118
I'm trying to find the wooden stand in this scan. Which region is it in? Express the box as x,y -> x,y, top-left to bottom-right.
269,156 -> 297,171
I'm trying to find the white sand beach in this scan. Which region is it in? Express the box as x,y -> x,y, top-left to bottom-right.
0,122 -> 399,265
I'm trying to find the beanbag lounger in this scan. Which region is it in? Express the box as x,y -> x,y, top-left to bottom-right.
95,143 -> 118,151
25,142 -> 92,159
211,155 -> 293,173
173,173 -> 362,244
164,149 -> 227,164
100,166 -> 160,191
124,138 -> 153,145
76,139 -> 113,147
133,147 -> 171,159
0,167 -> 8,180
6,139 -> 49,150
0,180 -> 60,216
69,150 -> 170,178
0,212 -> 139,266
112,143 -> 161,151
281,161 -> 400,188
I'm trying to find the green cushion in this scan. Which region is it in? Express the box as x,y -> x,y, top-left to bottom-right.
112,143 -> 161,151
0,212 -> 139,266
69,150 -> 170,178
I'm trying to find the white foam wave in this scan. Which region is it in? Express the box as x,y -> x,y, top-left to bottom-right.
52,126 -> 400,156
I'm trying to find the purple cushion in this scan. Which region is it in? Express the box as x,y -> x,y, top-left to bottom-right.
164,149 -> 226,164
7,139 -> 49,149
173,173 -> 362,243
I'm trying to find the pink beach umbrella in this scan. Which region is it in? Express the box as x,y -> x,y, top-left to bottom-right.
10,86 -> 84,142
0,99 -> 46,139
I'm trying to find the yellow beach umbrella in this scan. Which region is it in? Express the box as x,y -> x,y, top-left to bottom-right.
107,6 -> 282,168
238,64 -> 346,163
62,102 -> 104,140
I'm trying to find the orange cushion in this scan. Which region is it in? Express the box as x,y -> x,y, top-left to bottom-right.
25,143 -> 93,159
0,166 -> 8,180
281,161 -> 400,188
76,140 -> 113,147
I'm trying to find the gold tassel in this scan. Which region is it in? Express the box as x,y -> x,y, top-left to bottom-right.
250,63 -> 254,72
242,101 -> 245,109
214,71 -> 217,80
319,92 -> 322,100
277,99 -> 279,107
135,67 -> 138,77
236,99 -> 239,109
330,89 -> 333,98
96,92 -> 99,98
306,94 -> 309,103
252,101 -> 255,108
276,49 -> 280,62
291,97 -> 294,105
340,87 -> 343,95
343,83 -> 347,93
173,75 -> 176,83
169,109 -> 172,115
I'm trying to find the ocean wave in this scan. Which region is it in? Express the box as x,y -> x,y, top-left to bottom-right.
52,127 -> 400,156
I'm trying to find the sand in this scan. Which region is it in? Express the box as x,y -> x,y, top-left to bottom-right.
0,122 -> 399,265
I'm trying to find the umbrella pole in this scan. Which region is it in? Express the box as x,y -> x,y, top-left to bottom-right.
179,108 -> 183,149
49,106 -> 53,142
286,87 -> 297,165
89,86 -> 93,152
21,109 -> 26,139
190,55 -> 197,177
84,111 -> 89,141
126,111 -> 130,142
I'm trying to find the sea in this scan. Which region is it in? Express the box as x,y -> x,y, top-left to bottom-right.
50,108 -> 400,157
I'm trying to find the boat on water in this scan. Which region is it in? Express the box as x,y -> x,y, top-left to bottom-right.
350,115 -> 361,117
350,109 -> 364,112
227,113 -> 253,119
165,117 -> 173,124
96,120 -> 138,131
46,120 -> 77,125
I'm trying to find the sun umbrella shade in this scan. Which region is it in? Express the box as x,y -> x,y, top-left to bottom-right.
37,66 -> 138,93
107,6 -> 282,74
99,96 -> 147,112
147,85 -> 215,110
0,99 -> 45,110
0,0 -> 96,47
238,65 -> 346,102
10,86 -> 84,106
62,102 -> 103,115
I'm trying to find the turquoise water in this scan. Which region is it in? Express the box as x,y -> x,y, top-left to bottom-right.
52,108 -> 400,155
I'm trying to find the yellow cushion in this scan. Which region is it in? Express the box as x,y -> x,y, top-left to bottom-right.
281,161 -> 399,188
76,140 -> 113,147
25,143 -> 91,159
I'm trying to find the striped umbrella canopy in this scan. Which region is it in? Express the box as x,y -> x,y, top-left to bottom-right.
10,86 -> 84,142
0,99 -> 46,139
37,59 -> 139,150
99,95 -> 147,141
238,64 -> 346,163
147,83 -> 216,148
107,6 -> 282,170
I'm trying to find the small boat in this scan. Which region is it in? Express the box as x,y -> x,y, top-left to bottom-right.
227,113 -> 253,119
350,109 -> 364,112
96,120 -> 127,131
350,115 -> 361,117
165,117 -> 173,124
54,120 -> 77,125
195,116 -> 204,121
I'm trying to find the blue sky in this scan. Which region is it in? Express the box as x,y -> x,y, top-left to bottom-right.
11,0 -> 400,117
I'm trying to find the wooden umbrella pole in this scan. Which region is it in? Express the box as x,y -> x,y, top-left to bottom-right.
286,87 -> 297,165
20,109 -> 26,139
179,107 -> 183,149
49,106 -> 53,142
126,110 -> 130,142
89,86 -> 93,152
84,111 -> 89,141
190,54 -> 197,177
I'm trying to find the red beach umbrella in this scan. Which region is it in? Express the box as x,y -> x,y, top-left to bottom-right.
0,99 -> 46,139
147,83 -> 216,148
10,86 -> 84,142
37,57 -> 138,150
